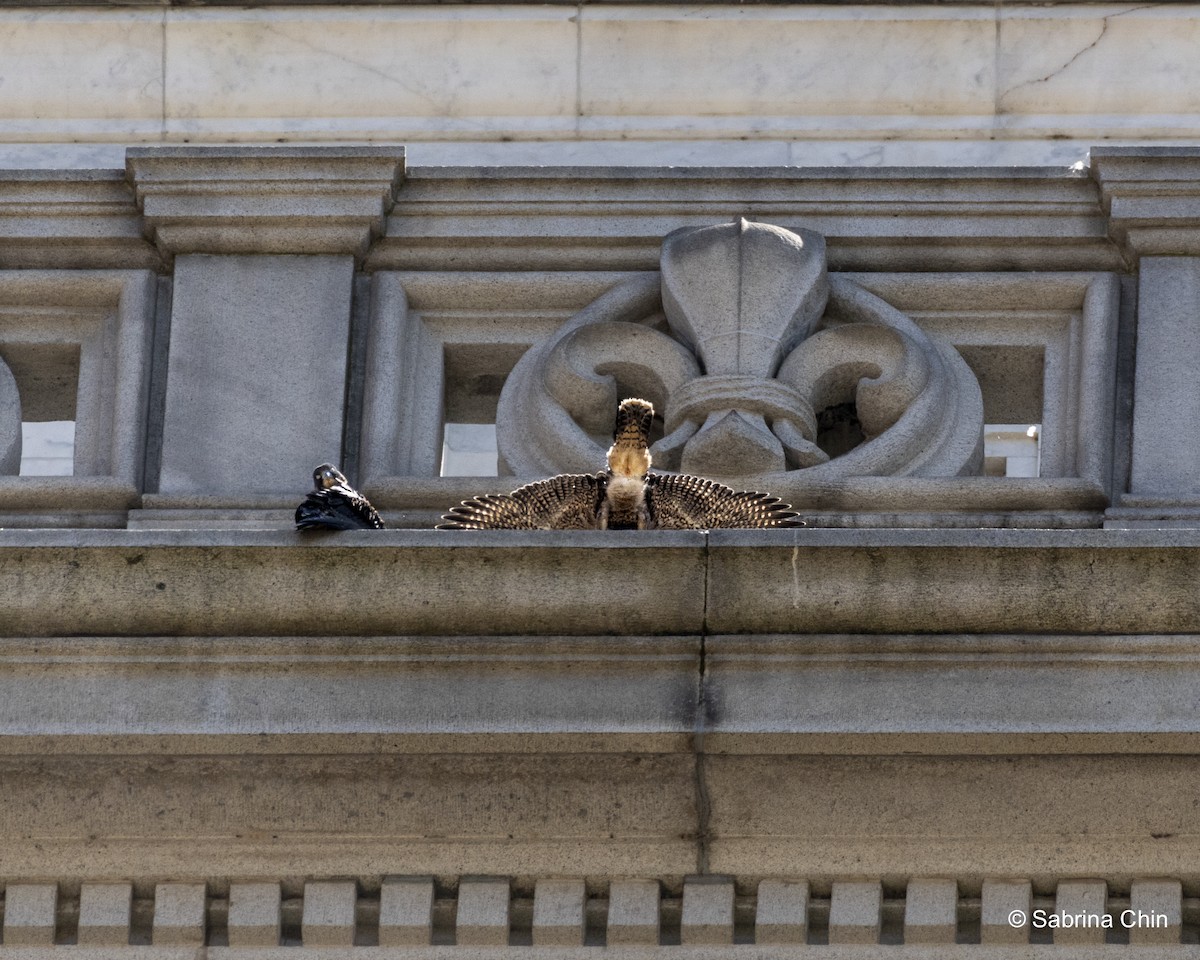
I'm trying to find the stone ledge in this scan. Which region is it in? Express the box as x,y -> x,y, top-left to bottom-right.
0,529 -> 1198,637
0,477 -> 139,511
0,529 -> 707,638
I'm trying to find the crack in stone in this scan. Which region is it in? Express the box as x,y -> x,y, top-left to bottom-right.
259,23 -> 453,116
998,4 -> 1156,107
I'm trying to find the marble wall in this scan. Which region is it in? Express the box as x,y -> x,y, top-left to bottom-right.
1,4 -> 1200,170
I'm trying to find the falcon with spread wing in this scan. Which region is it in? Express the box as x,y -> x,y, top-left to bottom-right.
438,398 -> 802,530
295,463 -> 385,530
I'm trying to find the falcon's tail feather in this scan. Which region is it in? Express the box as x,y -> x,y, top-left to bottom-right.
613,397 -> 654,447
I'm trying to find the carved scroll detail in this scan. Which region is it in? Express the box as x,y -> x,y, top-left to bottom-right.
497,220 -> 983,480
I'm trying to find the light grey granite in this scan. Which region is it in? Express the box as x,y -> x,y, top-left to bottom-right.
0,350 -> 21,475
158,254 -> 353,496
126,146 -> 405,259
1128,257 -> 1200,497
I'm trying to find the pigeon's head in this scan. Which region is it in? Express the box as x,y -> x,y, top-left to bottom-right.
313,463 -> 348,490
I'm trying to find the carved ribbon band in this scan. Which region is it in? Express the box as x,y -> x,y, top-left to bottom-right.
663,375 -> 816,439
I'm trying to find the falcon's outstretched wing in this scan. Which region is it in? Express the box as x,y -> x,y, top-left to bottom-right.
646,473 -> 802,529
438,473 -> 606,530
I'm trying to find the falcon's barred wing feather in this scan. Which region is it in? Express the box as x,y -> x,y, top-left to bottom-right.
438,473 -> 605,530
646,473 -> 802,529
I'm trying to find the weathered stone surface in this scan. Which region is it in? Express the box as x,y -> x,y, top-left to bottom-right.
158,255 -> 353,497
10,631 -> 1200,756
1127,257 -> 1200,499
531,880 -> 585,947
0,946 -> 1188,960
76,882 -> 132,946
1093,147 -> 1200,257
127,146 -> 404,258
302,881 -> 357,947
705,756 -> 1200,881
380,166 -> 1115,275
667,222 -> 826,368
679,878 -> 734,945
0,10 -> 161,137
0,353 -> 20,475
705,529 -> 1200,636
0,531 -> 707,637
5,5 -> 1194,163
0,754 -> 697,879
152,883 -> 207,946
903,879 -> 958,944
378,879 -> 434,947
455,880 -> 510,946
828,882 -> 881,945
162,10 -> 575,142
754,880 -> 808,945
1050,880 -> 1107,945
1,883 -> 57,946
0,172 -> 157,270
979,880 -> 1031,945
1128,879 -> 1182,945
605,881 -> 660,946
227,883 -> 281,947
703,633 -> 1200,750
0,633 -> 699,752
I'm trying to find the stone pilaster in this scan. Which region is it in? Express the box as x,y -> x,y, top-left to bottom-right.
125,146 -> 404,499
1092,148 -> 1200,526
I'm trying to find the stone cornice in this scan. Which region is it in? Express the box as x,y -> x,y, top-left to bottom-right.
377,165 -> 1117,273
1090,146 -> 1200,259
125,146 -> 406,260
5,631 -> 1200,757
0,170 -> 158,270
0,158 -> 1153,273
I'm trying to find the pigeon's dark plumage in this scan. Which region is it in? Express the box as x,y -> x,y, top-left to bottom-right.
295,463 -> 384,530
439,398 -> 803,530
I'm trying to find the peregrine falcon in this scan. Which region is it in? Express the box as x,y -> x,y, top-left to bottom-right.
438,398 -> 802,530
295,463 -> 385,530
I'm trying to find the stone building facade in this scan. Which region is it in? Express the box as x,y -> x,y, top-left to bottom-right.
2,1 -> 1200,956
